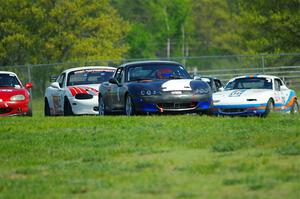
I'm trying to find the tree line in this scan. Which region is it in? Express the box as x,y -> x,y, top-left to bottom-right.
1,0 -> 300,66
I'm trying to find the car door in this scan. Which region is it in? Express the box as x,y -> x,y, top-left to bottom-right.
276,78 -> 290,109
109,67 -> 124,110
51,73 -> 66,115
274,78 -> 285,110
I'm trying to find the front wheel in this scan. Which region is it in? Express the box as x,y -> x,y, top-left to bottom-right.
64,98 -> 74,116
291,100 -> 299,114
98,95 -> 106,116
263,99 -> 274,117
44,98 -> 51,116
125,95 -> 135,116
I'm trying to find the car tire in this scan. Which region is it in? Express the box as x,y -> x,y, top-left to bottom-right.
64,97 -> 73,116
263,99 -> 274,117
125,95 -> 135,116
98,95 -> 107,116
291,100 -> 299,114
26,106 -> 33,117
44,98 -> 51,116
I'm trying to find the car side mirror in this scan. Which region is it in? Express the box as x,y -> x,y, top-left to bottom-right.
193,76 -> 201,80
50,82 -> 60,89
25,82 -> 33,89
218,87 -> 224,92
109,78 -> 119,85
280,85 -> 287,90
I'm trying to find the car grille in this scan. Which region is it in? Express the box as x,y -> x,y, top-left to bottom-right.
157,102 -> 197,110
0,108 -> 12,114
220,108 -> 247,113
75,93 -> 93,100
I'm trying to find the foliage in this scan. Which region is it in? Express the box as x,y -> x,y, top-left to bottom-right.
235,0 -> 300,54
0,0 -> 130,66
1,0 -> 300,66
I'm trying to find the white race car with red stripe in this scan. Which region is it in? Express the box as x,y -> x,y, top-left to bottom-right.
44,66 -> 116,116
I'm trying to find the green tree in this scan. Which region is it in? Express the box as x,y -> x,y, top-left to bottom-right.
236,0 -> 300,54
111,0 -> 192,58
190,0 -> 241,55
0,0 -> 130,66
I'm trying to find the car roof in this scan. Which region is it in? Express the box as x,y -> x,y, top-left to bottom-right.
120,60 -> 182,68
199,76 -> 220,80
62,66 -> 116,74
0,71 -> 18,76
229,74 -> 280,82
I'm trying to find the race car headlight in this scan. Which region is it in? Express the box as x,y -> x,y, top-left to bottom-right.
247,99 -> 257,101
10,94 -> 25,101
140,90 -> 160,96
194,88 -> 209,94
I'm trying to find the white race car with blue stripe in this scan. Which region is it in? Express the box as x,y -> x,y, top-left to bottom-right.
212,75 -> 299,116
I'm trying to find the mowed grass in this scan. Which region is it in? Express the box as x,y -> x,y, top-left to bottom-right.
0,101 -> 300,198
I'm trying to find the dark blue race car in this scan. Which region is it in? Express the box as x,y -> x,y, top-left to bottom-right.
98,61 -> 213,115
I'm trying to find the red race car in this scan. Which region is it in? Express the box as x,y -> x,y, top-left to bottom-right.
0,71 -> 33,116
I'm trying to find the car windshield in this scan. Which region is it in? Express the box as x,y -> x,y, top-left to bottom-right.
0,74 -> 21,88
127,64 -> 191,82
67,69 -> 115,86
225,77 -> 272,90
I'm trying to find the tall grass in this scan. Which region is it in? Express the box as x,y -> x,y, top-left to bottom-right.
0,101 -> 299,198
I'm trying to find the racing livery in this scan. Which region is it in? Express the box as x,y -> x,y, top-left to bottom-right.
98,61 -> 213,115
44,66 -> 116,116
0,71 -> 33,116
212,75 -> 299,116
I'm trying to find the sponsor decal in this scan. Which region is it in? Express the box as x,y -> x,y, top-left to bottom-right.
74,69 -> 114,74
229,90 -> 246,97
52,96 -> 61,111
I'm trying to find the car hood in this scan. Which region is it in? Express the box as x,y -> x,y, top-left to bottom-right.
0,86 -> 27,101
67,84 -> 100,96
129,79 -> 210,92
213,89 -> 273,102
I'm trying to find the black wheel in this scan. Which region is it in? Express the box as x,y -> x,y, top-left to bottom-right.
291,100 -> 299,114
26,107 -> 32,117
263,99 -> 274,117
64,97 -> 73,116
98,95 -> 106,116
125,95 -> 135,116
44,98 -> 50,116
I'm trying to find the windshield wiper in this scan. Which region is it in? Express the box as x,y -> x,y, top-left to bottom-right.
168,75 -> 183,79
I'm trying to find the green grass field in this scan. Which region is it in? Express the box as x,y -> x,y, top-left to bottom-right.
0,100 -> 300,198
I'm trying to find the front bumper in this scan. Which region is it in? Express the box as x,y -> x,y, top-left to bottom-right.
212,103 -> 267,116
132,93 -> 212,113
69,96 -> 99,115
0,101 -> 30,116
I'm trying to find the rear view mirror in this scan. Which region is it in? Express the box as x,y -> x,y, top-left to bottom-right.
218,87 -> 224,92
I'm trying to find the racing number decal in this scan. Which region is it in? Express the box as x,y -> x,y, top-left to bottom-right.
229,90 -> 246,97
52,96 -> 61,111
